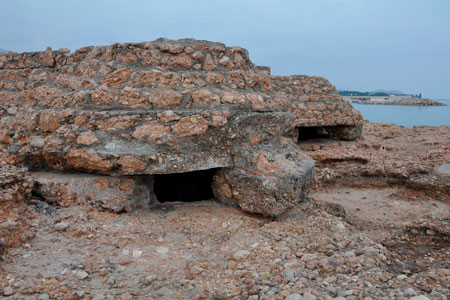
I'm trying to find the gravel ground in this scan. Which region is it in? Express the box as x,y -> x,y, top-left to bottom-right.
0,187 -> 448,299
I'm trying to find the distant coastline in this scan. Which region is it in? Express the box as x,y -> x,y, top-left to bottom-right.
343,96 -> 446,106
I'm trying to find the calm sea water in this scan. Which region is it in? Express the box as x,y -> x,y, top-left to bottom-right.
352,99 -> 450,128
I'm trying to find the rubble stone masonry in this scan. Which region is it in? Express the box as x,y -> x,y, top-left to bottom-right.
0,38 -> 363,217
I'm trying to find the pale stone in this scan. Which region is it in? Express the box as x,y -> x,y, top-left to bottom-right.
233,250 -> 250,260
285,294 -> 302,300
156,247 -> 168,255
76,270 -> 89,280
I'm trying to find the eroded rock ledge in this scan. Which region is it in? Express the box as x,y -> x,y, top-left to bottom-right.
0,38 -> 363,216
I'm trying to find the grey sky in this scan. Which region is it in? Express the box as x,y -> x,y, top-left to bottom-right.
1,0 -> 449,98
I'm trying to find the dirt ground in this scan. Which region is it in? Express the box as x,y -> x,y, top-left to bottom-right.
1,122 -> 449,300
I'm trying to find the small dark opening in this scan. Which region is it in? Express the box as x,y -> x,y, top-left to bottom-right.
298,126 -> 330,140
153,169 -> 217,203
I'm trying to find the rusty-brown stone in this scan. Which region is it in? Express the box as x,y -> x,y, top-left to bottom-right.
65,149 -> 113,172
39,110 -> 60,133
76,131 -> 100,145
117,156 -> 147,173
131,121 -> 171,141
149,90 -> 182,107
172,115 -> 209,137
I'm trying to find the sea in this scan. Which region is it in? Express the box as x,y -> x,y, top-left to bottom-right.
351,99 -> 450,128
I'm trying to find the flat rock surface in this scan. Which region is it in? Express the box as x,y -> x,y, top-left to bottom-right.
300,121 -> 450,200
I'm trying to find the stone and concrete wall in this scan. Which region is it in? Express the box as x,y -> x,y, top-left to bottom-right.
0,38 -> 363,217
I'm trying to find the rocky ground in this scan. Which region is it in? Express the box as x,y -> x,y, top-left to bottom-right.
1,121 -> 449,300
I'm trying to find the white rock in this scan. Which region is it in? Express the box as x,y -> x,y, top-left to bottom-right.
335,223 -> 346,232
409,296 -> 430,300
132,249 -> 142,258
405,288 -> 417,296
54,221 -> 69,232
38,294 -> 50,300
156,246 -> 168,255
76,270 -> 89,280
233,250 -> 250,260
3,286 -> 14,296
303,293 -> 317,300
282,268 -> 297,282
75,291 -> 85,298
285,294 -> 302,300
362,246 -> 379,256
219,56 -> 231,65
7,107 -> 17,115
397,274 -> 408,280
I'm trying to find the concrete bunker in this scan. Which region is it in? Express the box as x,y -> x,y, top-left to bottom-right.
0,38 -> 364,216
153,169 -> 217,203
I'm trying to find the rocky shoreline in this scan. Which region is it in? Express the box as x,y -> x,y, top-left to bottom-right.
1,121 -> 448,299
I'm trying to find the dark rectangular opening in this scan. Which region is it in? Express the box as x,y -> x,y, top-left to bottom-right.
153,169 -> 217,203
297,126 -> 330,140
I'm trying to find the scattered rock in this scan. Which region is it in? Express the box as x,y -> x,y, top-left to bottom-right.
335,223 -> 346,232
303,292 -> 317,300
3,286 -> 14,296
54,221 -> 69,231
282,268 -> 297,282
76,270 -> 89,280
156,246 -> 168,255
38,294 -> 50,300
233,250 -> 250,260
285,294 -> 302,300
409,296 -> 430,300
132,249 -> 142,258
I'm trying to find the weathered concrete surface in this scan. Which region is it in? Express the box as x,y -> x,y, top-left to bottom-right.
0,38 -> 363,216
32,172 -> 154,212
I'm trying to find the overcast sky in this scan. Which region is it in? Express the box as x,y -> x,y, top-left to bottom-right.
1,0 -> 449,98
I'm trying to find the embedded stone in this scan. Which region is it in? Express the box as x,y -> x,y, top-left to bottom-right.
117,156 -> 147,173
131,121 -> 171,141
90,115 -> 140,131
102,68 -> 132,87
76,131 -> 100,145
191,89 -> 220,105
65,149 -> 113,172
39,110 -> 60,133
158,110 -> 181,123
172,115 -> 209,137
149,90 -> 182,107
203,54 -> 216,70
91,87 -> 116,105
168,53 -> 192,69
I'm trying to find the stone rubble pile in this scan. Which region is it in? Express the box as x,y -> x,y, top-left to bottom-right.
0,159 -> 34,252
